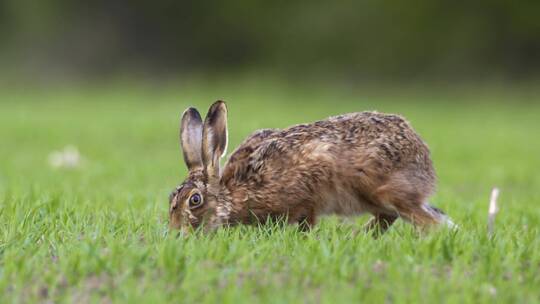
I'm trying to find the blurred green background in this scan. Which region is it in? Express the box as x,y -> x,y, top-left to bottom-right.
1,0 -> 540,83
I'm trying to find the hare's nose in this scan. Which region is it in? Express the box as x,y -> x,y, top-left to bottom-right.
168,217 -> 180,229
180,224 -> 194,236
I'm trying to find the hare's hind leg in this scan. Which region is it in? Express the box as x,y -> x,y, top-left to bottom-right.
420,204 -> 456,229
364,213 -> 398,236
386,201 -> 455,231
288,203 -> 316,232
372,182 -> 442,231
396,204 -> 456,231
395,204 -> 442,230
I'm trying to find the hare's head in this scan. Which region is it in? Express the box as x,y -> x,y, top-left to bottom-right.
169,101 -> 229,231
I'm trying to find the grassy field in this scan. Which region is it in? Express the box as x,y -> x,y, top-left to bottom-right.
1,81 -> 539,303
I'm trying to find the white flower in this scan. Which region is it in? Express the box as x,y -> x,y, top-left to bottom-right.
48,146 -> 81,169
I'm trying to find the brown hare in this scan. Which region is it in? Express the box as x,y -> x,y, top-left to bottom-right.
169,101 -> 454,234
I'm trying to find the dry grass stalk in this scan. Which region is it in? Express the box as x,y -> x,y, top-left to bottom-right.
488,187 -> 500,237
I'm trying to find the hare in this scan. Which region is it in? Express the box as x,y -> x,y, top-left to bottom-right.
169,101 -> 454,234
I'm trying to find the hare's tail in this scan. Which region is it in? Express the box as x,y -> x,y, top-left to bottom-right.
424,204 -> 457,229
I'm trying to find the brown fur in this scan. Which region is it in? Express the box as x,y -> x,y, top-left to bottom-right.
169,101 -> 452,233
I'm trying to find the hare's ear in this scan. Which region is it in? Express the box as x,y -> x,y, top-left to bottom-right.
180,107 -> 203,171
202,100 -> 228,178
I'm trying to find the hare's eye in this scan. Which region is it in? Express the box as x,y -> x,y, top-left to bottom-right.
189,193 -> 203,208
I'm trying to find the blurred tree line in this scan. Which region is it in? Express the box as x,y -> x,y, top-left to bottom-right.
1,0 -> 539,80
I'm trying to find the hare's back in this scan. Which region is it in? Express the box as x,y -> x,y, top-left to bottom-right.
282,112 -> 430,161
223,111 -> 431,183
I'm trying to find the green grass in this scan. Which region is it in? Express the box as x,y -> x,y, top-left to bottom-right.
1,81 -> 540,303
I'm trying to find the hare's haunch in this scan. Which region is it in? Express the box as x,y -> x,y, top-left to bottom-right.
169,101 -> 454,233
